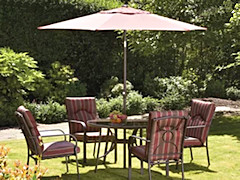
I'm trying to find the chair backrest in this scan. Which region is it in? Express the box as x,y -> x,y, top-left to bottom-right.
148,110 -> 189,140
147,115 -> 187,162
15,106 -> 43,156
65,97 -> 99,133
186,99 -> 216,143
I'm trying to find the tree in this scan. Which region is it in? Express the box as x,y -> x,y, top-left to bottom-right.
126,0 -> 238,95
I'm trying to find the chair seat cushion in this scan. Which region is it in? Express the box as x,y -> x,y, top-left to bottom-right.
131,145 -> 147,161
74,131 -> 114,142
42,141 -> 80,159
184,136 -> 203,147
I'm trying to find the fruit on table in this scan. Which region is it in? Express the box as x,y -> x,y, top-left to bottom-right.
109,111 -> 127,123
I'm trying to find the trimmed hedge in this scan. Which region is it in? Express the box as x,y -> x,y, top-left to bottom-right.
0,0 -> 122,95
24,100 -> 66,124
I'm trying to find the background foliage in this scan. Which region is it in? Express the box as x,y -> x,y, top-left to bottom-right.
0,0 -> 240,126
0,48 -> 43,126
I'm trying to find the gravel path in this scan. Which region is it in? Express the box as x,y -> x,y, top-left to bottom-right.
0,122 -> 69,141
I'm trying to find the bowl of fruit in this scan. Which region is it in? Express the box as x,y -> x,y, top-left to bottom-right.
109,110 -> 127,124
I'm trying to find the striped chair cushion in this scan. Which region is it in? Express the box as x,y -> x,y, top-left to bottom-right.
131,145 -> 147,161
65,97 -> 99,133
42,141 -> 80,159
149,117 -> 186,161
74,131 -> 114,142
184,137 -> 202,147
185,99 -> 215,143
17,106 -> 43,155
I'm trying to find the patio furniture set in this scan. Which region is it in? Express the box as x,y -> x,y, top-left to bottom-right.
15,97 -> 215,180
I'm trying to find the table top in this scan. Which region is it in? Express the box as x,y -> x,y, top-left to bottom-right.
88,118 -> 148,129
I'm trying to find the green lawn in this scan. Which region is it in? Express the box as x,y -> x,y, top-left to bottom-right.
1,115 -> 240,179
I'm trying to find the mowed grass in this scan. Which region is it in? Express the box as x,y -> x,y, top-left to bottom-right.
1,114 -> 240,180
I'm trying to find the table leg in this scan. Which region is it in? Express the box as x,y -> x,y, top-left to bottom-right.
124,129 -> 127,168
95,129 -> 102,172
103,128 -> 110,163
115,129 -> 117,163
140,128 -> 143,174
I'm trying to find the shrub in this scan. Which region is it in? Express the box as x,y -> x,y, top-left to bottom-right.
0,145 -> 47,179
160,93 -> 187,110
0,48 -> 43,127
111,81 -> 134,97
126,91 -> 145,115
149,76 -> 197,110
153,76 -> 198,99
30,61 -> 80,104
96,98 -> 111,118
24,99 -> 66,124
205,79 -> 226,98
97,91 -> 160,116
99,76 -> 119,98
226,86 -> 240,100
143,96 -> 160,112
109,96 -> 123,113
66,81 -> 87,97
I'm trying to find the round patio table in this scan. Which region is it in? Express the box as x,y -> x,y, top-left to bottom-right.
88,118 -> 148,170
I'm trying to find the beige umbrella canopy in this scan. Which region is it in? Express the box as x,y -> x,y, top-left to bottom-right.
38,5 -> 206,114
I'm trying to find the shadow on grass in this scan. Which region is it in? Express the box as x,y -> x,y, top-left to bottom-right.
62,158 -> 117,169
210,115 -> 240,141
169,162 -> 216,174
42,161 -> 216,180
42,168 -> 184,180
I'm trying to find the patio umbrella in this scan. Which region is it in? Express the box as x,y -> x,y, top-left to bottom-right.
38,5 -> 207,114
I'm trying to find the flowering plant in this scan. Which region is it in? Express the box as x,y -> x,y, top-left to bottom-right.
0,145 -> 47,180
109,110 -> 127,123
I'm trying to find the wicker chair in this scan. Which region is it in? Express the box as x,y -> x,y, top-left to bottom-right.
15,106 -> 80,179
128,110 -> 188,180
184,99 -> 215,166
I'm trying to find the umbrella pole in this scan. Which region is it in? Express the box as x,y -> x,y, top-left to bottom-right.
123,30 -> 127,114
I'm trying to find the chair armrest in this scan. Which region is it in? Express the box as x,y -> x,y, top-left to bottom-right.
40,129 -> 65,135
130,135 -> 149,142
186,125 -> 206,129
128,135 -> 150,148
39,132 -> 78,146
39,129 -> 67,140
68,119 -> 87,130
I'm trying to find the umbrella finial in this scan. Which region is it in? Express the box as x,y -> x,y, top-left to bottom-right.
122,4 -> 128,8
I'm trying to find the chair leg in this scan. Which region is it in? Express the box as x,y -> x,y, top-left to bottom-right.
83,141 -> 87,166
181,158 -> 185,180
128,148 -> 132,180
189,147 -> 193,162
166,160 -> 169,177
34,158 -> 38,166
93,140 -> 96,157
148,162 -> 152,180
206,140 -> 210,167
141,160 -> 144,175
75,153 -> 80,180
27,148 -> 30,166
65,156 -> 69,173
